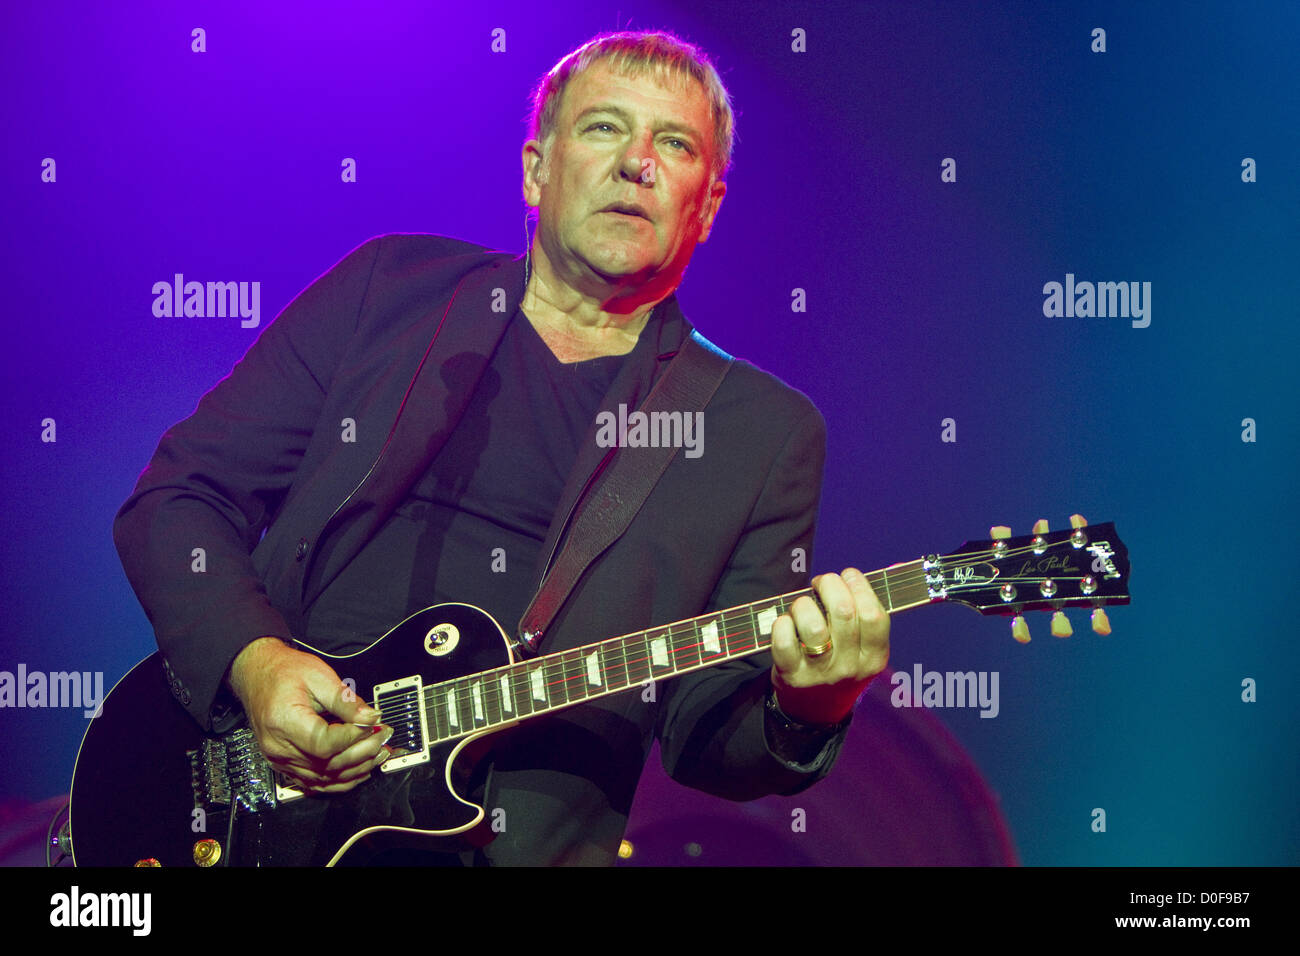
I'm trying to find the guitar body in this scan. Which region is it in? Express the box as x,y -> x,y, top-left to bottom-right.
70,603 -> 515,867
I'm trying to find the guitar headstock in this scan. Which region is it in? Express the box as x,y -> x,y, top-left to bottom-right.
925,516 -> 1130,641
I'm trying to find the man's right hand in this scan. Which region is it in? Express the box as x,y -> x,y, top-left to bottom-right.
226,637 -> 391,794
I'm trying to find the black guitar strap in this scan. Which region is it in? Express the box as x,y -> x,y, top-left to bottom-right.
515,328 -> 733,656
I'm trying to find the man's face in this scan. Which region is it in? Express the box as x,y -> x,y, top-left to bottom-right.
523,61 -> 726,299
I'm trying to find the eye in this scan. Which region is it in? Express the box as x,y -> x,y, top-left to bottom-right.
586,122 -> 617,133
665,138 -> 693,155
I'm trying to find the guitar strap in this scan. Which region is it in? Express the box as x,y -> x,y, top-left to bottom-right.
515,328 -> 734,656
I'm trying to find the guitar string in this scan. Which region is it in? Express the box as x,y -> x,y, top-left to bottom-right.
400,620 -> 1113,743
388,544 -> 1116,733
379,540 -> 1117,737
395,578 -> 1108,723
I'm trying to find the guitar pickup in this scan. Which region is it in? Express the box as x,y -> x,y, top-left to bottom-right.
374,675 -> 430,772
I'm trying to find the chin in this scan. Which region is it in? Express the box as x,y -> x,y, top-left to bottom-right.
584,249 -> 656,282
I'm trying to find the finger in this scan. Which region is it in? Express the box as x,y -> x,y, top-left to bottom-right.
770,611 -> 805,677
789,590 -> 836,663
272,740 -> 391,790
299,712 -> 379,763
306,666 -> 382,726
320,724 -> 394,774
281,762 -> 376,795
841,568 -> 888,658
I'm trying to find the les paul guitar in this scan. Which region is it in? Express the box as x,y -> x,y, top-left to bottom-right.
69,518 -> 1130,866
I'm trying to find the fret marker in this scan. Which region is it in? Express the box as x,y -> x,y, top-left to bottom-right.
586,651 -> 602,686
471,681 -> 484,721
701,619 -> 721,655
757,607 -> 778,635
499,675 -> 513,713
530,667 -> 546,702
445,690 -> 458,729
650,636 -> 669,668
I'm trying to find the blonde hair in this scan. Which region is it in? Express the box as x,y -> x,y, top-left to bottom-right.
527,30 -> 736,181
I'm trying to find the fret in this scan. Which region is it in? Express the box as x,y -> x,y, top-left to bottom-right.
468,679 -> 486,727
543,656 -> 567,709
599,638 -> 629,692
508,664 -> 529,718
754,603 -> 778,644
496,670 -> 514,719
720,608 -> 747,656
428,685 -> 450,741
559,648 -> 588,704
624,632 -> 652,689
647,625 -> 675,678
898,563 -> 930,610
439,683 -> 460,733
672,621 -> 702,672
875,568 -> 894,613
453,679 -> 474,731
698,616 -> 724,661
527,661 -> 548,712
582,648 -> 603,690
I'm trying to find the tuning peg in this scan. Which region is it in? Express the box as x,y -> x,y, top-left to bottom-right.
990,526 -> 1012,540
1032,518 -> 1049,534
1051,611 -> 1072,638
1070,514 -> 1088,529
1011,615 -> 1030,643
1091,607 -> 1111,636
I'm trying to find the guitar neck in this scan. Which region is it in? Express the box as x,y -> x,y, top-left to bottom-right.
417,560 -> 930,745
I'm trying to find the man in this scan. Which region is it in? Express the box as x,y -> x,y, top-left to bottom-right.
113,31 -> 889,865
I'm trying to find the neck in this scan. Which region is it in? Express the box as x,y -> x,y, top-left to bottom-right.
522,236 -> 681,334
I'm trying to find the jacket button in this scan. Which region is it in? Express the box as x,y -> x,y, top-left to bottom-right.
295,538 -> 309,561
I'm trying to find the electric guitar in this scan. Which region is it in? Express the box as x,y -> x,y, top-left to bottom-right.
69,519 -> 1130,866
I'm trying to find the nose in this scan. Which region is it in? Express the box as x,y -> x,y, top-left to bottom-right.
618,130 -> 657,184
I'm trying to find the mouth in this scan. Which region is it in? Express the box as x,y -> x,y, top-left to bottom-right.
599,203 -> 651,221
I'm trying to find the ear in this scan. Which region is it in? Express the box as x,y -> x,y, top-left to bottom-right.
522,139 -> 547,207
696,178 -> 727,243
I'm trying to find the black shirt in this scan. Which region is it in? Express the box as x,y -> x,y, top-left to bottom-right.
304,308 -> 634,647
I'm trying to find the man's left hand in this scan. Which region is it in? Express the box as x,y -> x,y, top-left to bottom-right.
769,568 -> 890,726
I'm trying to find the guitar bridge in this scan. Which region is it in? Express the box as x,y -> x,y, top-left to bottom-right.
189,727 -> 280,813
374,675 -> 430,772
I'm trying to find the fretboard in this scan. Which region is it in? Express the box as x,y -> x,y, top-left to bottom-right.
418,560 -> 930,744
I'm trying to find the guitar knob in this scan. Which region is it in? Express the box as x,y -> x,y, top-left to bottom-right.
1011,615 -> 1030,643
1051,611 -> 1072,638
133,858 -> 161,867
1091,608 -> 1111,636
193,838 -> 222,867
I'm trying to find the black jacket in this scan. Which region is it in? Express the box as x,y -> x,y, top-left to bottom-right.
113,234 -> 848,864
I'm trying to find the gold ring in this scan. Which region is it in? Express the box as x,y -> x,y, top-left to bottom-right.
800,637 -> 833,658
